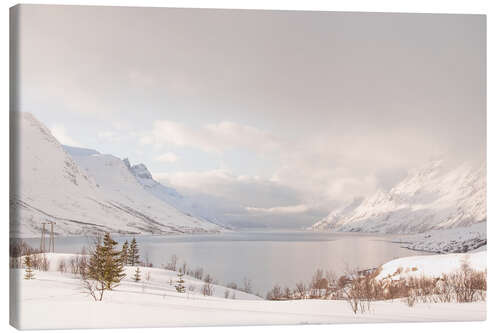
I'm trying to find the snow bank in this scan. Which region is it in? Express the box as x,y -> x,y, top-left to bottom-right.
375,251 -> 486,281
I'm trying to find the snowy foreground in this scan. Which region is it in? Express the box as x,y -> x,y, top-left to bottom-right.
11,253 -> 486,329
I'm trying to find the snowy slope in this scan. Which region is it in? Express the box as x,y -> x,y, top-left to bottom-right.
16,252 -> 260,300
11,112 -> 222,237
125,161 -> 227,228
375,251 -> 486,281
62,146 -> 100,157
312,160 -> 486,234
64,147 -> 226,229
70,153 -> 222,234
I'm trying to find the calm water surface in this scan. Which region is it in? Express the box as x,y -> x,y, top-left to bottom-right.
23,230 -> 424,294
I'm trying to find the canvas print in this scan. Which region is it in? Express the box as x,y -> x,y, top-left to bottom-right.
10,4 -> 486,330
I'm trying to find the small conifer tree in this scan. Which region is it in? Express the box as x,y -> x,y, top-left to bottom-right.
88,233 -> 125,290
24,255 -> 35,280
128,238 -> 140,266
175,271 -> 186,293
133,267 -> 141,282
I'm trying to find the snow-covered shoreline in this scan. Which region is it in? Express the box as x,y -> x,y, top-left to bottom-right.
392,222 -> 487,254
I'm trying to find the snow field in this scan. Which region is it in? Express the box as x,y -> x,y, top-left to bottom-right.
10,252 -> 487,329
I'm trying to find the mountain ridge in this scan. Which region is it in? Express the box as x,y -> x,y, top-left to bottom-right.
312,159 -> 486,234
11,112 -> 223,237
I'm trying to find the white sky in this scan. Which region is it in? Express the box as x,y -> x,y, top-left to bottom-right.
14,5 -> 486,228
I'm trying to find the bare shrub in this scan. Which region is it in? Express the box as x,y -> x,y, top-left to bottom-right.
10,239 -> 39,258
40,255 -> 50,272
180,261 -> 188,275
166,255 -> 178,271
78,256 -> 89,274
242,277 -> 252,294
406,290 -> 417,307
448,266 -> 487,303
283,286 -> 293,299
10,257 -> 22,269
202,274 -> 214,296
435,277 -> 454,303
295,282 -> 307,299
310,269 -> 325,299
188,284 -> 196,292
325,271 -> 341,298
405,276 -> 436,303
69,257 -> 79,275
143,252 -> 153,268
263,256 -> 487,312
227,282 -> 238,290
58,259 -> 67,273
202,283 -> 214,296
340,268 -> 379,314
81,274 -> 105,301
67,255 -> 89,276
266,284 -> 282,300
377,260 -> 487,307
30,253 -> 48,270
193,267 -> 204,280
78,253 -> 104,301
224,290 -> 230,298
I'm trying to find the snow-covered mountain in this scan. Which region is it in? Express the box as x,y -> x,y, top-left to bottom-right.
123,160 -> 227,228
10,112 -> 223,237
65,147 -> 227,229
312,160 -> 486,234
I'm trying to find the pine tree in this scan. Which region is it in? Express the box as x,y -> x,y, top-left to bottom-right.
128,238 -> 140,266
24,255 -> 35,280
133,267 -> 141,282
88,233 -> 125,290
175,271 -> 186,293
120,240 -> 129,266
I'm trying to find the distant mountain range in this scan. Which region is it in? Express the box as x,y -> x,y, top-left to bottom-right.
10,112 -> 224,237
311,160 -> 486,233
11,112 -> 486,238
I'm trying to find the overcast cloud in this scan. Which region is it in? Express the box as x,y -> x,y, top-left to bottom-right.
14,5 -> 486,228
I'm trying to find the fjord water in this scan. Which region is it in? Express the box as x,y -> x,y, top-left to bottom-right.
24,230 -> 424,295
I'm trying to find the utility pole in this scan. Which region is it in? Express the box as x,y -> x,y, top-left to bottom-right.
47,221 -> 56,252
40,222 -> 47,252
